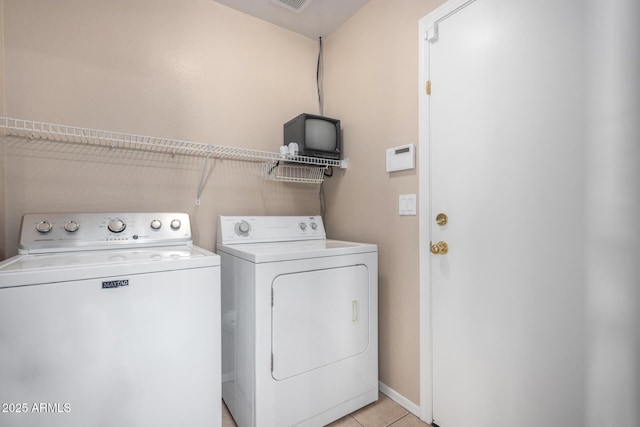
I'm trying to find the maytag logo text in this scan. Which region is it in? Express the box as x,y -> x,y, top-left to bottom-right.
102,279 -> 129,289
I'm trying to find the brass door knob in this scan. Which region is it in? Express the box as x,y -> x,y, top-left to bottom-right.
430,241 -> 449,255
436,213 -> 448,226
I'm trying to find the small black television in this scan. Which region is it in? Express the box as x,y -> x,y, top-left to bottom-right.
283,113 -> 342,160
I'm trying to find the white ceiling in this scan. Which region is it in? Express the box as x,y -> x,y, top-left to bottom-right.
213,0 -> 369,39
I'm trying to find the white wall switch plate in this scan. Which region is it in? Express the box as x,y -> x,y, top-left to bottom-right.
399,194 -> 417,215
386,144 -> 415,172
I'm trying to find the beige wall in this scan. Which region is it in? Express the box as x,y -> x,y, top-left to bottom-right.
323,0 -> 445,405
2,0 -> 321,256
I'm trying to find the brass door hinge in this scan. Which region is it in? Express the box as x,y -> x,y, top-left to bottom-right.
426,80 -> 431,95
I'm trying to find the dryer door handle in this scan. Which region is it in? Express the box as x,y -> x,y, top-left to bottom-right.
352,299 -> 359,324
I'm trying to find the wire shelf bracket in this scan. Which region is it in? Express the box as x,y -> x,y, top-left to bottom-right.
196,149 -> 213,206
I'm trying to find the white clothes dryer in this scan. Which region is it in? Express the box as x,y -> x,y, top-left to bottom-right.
217,216 -> 378,427
0,213 -> 221,427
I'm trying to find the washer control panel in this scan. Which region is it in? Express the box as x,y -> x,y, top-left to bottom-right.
218,216 -> 326,244
19,212 -> 192,253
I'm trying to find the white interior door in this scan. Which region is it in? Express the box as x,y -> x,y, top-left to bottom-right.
424,1 -> 587,426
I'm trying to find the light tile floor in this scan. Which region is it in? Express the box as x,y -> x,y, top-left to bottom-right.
222,392 -> 431,427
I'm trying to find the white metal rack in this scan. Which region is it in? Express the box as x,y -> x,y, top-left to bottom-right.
261,162 -> 326,184
0,117 -> 347,202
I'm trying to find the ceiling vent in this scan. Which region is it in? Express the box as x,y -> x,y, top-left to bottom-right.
270,0 -> 313,14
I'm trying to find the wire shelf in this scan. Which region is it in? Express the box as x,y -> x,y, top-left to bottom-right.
0,116 -> 345,169
261,163 -> 326,184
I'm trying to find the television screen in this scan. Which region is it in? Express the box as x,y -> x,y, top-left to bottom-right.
305,118 -> 338,152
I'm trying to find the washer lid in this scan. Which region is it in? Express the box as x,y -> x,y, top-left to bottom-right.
0,245 -> 220,288
216,239 -> 377,263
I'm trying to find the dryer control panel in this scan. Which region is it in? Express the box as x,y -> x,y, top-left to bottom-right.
19,212 -> 192,254
217,216 -> 326,244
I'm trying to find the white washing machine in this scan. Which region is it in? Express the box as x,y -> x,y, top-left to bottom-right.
0,212 -> 221,427
217,216 -> 378,427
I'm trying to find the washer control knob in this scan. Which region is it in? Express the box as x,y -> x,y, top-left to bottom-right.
36,221 -> 52,233
64,220 -> 80,232
310,222 -> 318,230
235,221 -> 251,236
108,218 -> 126,233
299,222 -> 307,231
170,219 -> 182,230
150,219 -> 162,230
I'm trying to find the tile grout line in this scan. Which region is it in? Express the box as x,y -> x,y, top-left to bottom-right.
388,412 -> 433,427
385,412 -> 411,426
349,414 -> 366,427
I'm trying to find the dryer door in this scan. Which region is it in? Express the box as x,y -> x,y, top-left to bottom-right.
271,265 -> 370,381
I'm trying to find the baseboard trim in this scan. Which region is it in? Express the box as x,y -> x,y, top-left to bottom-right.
378,382 -> 421,417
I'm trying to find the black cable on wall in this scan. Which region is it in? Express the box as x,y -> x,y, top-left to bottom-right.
316,36 -> 324,115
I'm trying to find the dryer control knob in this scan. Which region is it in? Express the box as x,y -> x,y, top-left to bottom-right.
235,221 -> 251,236
150,219 -> 162,230
310,222 -> 318,230
108,218 -> 126,233
64,220 -> 80,232
36,221 -> 53,233
299,222 -> 307,231
170,219 -> 181,230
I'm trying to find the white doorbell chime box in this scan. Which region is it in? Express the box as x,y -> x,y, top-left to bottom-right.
386,144 -> 415,172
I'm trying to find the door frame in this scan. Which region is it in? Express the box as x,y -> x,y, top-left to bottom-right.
417,0 -> 476,422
